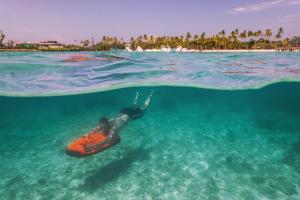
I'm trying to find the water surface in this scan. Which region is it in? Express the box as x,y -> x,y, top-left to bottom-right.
0,51 -> 299,96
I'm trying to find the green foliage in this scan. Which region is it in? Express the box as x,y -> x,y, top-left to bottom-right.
126,28 -> 296,50
2,27 -> 299,51
94,36 -> 125,51
17,43 -> 38,49
289,37 -> 300,47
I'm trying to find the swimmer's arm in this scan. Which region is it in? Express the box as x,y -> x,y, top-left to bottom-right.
95,125 -> 117,147
85,116 -> 127,152
103,115 -> 128,144
105,125 -> 117,143
84,127 -> 116,152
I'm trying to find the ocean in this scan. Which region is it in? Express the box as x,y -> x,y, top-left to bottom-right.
0,51 -> 299,199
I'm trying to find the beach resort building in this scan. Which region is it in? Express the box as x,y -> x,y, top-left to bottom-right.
15,40 -> 63,49
38,41 -> 63,49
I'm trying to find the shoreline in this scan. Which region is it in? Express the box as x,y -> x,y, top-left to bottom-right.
202,49 -> 276,52
0,49 -> 95,52
0,48 -> 298,53
129,49 -> 291,53
0,49 -> 41,52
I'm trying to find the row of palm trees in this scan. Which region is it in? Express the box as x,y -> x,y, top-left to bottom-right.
70,27 -> 288,50
126,28 -> 286,50
94,36 -> 125,50
0,27 -> 292,51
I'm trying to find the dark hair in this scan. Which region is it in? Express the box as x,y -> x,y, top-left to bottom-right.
99,117 -> 109,133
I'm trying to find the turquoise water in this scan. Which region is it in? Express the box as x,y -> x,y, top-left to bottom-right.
0,51 -> 300,96
0,52 -> 300,199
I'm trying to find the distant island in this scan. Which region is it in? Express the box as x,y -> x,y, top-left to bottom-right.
0,28 -> 300,52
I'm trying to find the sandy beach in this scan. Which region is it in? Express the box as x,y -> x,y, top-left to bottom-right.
126,48 -> 278,53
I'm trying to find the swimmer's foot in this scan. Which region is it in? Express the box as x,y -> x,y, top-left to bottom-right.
133,91 -> 140,105
142,90 -> 154,110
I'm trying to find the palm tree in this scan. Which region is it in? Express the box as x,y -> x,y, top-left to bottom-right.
275,27 -> 284,48
264,29 -> 272,40
253,31 -> 262,48
81,40 -> 90,48
283,38 -> 289,47
230,30 -> 238,49
218,30 -> 226,49
185,32 -> 191,41
184,32 -> 191,48
234,29 -> 240,48
215,34 -> 221,49
200,32 -> 206,49
239,30 -> 247,41
219,30 -> 225,36
149,35 -> 154,43
7,40 -> 14,48
0,30 -> 5,48
239,30 -> 247,49
264,29 -> 272,49
143,34 -> 148,42
257,30 -> 262,37
276,27 -> 284,40
185,32 -> 191,43
192,34 -> 199,49
235,29 -> 239,37
247,30 -> 253,41
130,37 -> 135,49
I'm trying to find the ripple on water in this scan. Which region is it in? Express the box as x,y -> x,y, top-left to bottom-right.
0,51 -> 300,96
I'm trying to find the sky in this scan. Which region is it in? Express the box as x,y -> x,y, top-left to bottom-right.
0,0 -> 300,43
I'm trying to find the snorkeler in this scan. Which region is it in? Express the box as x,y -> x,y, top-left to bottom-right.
66,91 -> 153,157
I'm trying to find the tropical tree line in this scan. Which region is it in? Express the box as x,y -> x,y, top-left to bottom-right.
128,28 -> 288,50
1,27 -> 299,51
94,36 -> 125,50
290,36 -> 300,46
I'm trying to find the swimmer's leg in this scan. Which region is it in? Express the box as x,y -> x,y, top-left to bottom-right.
120,91 -> 153,120
133,91 -> 140,105
141,91 -> 154,111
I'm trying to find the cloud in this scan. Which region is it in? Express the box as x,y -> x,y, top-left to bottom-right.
232,0 -> 300,13
17,28 -> 42,33
287,0 -> 300,4
280,14 -> 300,22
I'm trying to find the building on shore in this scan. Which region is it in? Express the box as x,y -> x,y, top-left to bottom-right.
38,41 -> 63,49
15,40 -> 63,49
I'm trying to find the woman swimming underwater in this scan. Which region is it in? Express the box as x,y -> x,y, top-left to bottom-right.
66,91 -> 153,157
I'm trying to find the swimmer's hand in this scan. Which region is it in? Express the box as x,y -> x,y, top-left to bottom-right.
84,141 -> 107,152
